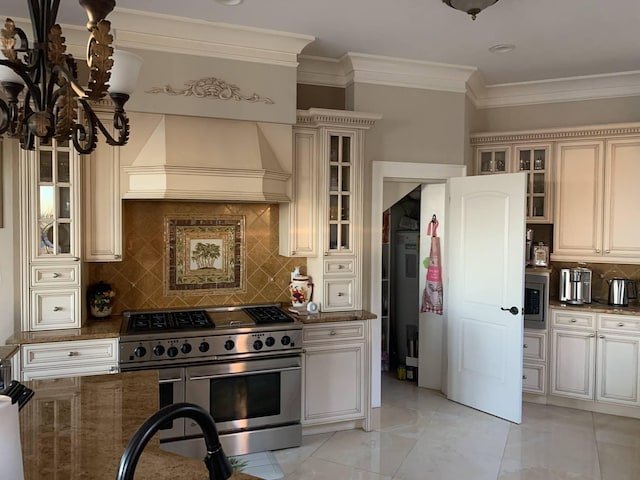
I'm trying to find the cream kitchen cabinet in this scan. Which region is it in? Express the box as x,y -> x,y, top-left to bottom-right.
522,329 -> 548,395
82,104 -> 122,262
472,138 -> 553,223
292,109 -> 379,312
20,139 -> 83,331
550,308 -> 640,408
301,320 -> 370,430
553,137 -> 640,263
279,127 -> 318,258
20,338 -> 119,381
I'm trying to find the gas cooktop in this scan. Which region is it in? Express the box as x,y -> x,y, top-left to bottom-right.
127,310 -> 213,333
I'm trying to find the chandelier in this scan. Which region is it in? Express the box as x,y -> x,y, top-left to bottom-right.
0,1 -> 143,154
442,1 -> 500,20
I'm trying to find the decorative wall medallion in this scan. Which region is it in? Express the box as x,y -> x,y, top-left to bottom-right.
147,77 -> 274,104
165,215 -> 246,295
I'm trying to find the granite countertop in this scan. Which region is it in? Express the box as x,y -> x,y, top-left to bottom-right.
294,309 -> 377,324
5,316 -> 122,346
549,299 -> 640,316
20,371 -> 258,480
0,344 -> 19,360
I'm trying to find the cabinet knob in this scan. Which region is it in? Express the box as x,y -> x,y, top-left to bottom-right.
337,292 -> 345,297
589,334 -> 596,338
605,250 -> 610,254
72,256 -> 80,261
291,251 -> 296,256
595,249 -> 601,254
67,351 -> 78,357
114,254 -> 122,260
570,318 -> 577,323
324,252 -> 329,256
523,344 -> 528,349
53,306 -> 63,312
109,366 -> 118,373
522,375 -> 527,380
599,335 -> 605,339
338,264 -> 344,270
52,272 -> 61,278
329,330 -> 337,336
618,322 -> 625,327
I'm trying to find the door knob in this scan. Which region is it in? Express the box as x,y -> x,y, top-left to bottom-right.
500,306 -> 519,315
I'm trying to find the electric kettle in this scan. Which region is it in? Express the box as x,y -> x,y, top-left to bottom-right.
607,278 -> 638,307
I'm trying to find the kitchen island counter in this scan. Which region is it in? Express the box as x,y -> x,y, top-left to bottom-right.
20,370 -> 258,480
294,309 -> 377,324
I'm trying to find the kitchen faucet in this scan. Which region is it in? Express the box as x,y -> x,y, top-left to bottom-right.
116,403 -> 233,480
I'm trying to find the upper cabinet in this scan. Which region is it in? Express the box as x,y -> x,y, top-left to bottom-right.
472,139 -> 553,223
553,134 -> 640,263
281,109 -> 380,312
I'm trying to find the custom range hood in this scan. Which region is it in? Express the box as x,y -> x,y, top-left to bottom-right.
122,114 -> 292,202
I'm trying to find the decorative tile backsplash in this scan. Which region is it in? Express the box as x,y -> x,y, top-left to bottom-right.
549,261 -> 640,302
87,201 -> 305,314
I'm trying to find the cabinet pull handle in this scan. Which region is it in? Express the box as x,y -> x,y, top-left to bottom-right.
338,264 -> 344,270
114,254 -> 122,260
329,330 -> 337,336
595,249 -> 601,254
599,335 -> 605,339
52,272 -> 61,278
337,292 -> 345,297
109,366 -> 118,373
589,334 -> 596,338
522,375 -> 527,380
53,306 -> 63,312
618,322 -> 625,327
291,251 -> 296,256
67,351 -> 78,357
72,256 -> 80,261
570,318 -> 577,323
605,250 -> 610,254
324,252 -> 329,256
523,344 -> 528,348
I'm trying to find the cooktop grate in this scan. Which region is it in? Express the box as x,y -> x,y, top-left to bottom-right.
243,306 -> 294,324
127,310 -> 213,332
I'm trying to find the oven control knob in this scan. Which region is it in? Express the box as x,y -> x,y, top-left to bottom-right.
181,343 -> 192,354
153,345 -> 165,356
265,337 -> 275,347
167,346 -> 179,358
281,335 -> 291,346
224,340 -> 235,351
134,346 -> 147,358
199,342 -> 210,353
253,340 -> 264,351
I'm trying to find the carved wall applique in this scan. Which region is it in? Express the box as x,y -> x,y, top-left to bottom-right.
146,76 -> 274,104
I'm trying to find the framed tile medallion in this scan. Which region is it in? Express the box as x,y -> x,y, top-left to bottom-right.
165,215 -> 245,295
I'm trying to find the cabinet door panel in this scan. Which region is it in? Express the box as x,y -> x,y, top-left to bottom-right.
553,141 -> 604,257
603,139 -> 640,258
522,363 -> 546,394
30,289 -> 80,330
550,329 -> 596,400
596,334 -> 640,406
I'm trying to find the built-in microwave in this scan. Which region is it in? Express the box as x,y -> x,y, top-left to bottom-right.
524,272 -> 549,329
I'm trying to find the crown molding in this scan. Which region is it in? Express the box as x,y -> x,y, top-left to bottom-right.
296,108 -> 382,128
297,56 -> 349,87
470,122 -> 640,145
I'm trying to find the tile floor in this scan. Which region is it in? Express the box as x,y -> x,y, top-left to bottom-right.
273,373 -> 640,479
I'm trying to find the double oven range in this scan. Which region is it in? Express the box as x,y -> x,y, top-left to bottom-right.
119,304 -> 303,459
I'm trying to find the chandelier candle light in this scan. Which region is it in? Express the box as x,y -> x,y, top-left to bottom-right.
0,0 -> 143,153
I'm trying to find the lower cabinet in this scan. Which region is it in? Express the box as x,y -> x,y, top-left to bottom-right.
550,309 -> 640,408
523,329 -> 548,395
21,338 -> 119,380
301,321 -> 369,428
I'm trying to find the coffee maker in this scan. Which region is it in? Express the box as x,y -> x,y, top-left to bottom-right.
559,267 -> 592,305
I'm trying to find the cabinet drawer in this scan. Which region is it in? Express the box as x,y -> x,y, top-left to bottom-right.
551,309 -> 596,330
303,322 -> 365,344
30,289 -> 80,330
523,363 -> 546,394
31,264 -> 80,286
22,339 -> 118,370
523,331 -> 547,362
324,259 -> 355,275
598,314 -> 640,334
324,278 -> 354,310
22,363 -> 118,381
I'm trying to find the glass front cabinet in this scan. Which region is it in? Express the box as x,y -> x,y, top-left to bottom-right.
473,141 -> 553,223
21,139 -> 82,331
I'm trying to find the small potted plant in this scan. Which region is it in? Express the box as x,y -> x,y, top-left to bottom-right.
88,281 -> 115,318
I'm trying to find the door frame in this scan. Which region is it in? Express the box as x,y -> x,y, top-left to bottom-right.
370,161 -> 466,408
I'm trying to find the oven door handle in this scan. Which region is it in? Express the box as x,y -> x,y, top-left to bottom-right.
188,366 -> 301,382
158,377 -> 183,384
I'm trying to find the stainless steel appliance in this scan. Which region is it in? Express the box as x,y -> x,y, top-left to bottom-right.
119,304 -> 303,458
524,272 -> 549,329
559,267 -> 592,305
607,278 -> 638,307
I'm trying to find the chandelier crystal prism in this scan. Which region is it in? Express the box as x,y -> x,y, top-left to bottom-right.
0,0 -> 142,153
442,0 -> 500,20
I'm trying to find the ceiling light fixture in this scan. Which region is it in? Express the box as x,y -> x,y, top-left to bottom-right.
442,0 -> 500,20
0,1 -> 143,153
489,44 -> 515,54
215,0 -> 244,5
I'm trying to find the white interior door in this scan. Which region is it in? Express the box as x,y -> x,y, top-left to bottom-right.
446,173 -> 526,423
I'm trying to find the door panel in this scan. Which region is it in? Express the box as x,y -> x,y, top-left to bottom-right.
447,173 -> 526,423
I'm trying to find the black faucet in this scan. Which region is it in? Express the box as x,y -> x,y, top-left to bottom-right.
116,403 -> 233,480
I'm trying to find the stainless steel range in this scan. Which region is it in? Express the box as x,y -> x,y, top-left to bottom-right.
119,304 -> 303,458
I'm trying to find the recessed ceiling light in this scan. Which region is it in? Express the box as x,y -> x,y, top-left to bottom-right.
216,0 -> 244,5
489,44 -> 516,54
